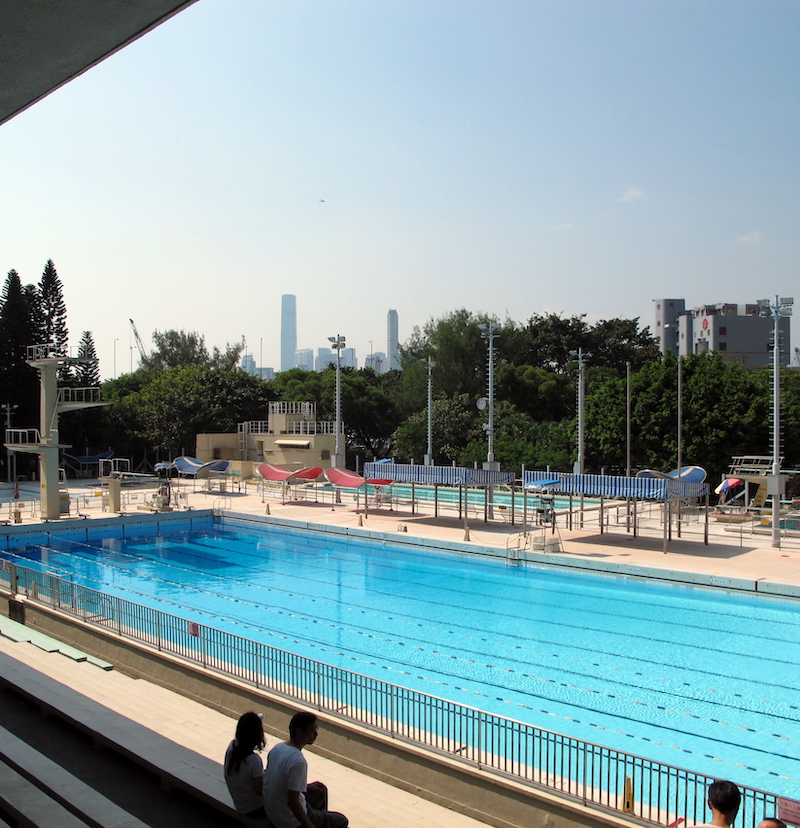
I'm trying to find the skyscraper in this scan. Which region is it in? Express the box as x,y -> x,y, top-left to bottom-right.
280,295 -> 297,372
387,309 -> 400,371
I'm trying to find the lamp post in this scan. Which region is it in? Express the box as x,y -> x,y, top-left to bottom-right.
758,296 -> 793,548
328,334 -> 346,468
570,349 -> 587,474
478,323 -> 501,465
425,357 -> 435,466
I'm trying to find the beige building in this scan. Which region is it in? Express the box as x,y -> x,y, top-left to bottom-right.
196,401 -> 337,473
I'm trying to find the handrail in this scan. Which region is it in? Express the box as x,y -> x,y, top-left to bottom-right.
0,558 -> 778,828
4,428 -> 41,445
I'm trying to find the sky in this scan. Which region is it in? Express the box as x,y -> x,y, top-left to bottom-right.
2,0 -> 799,379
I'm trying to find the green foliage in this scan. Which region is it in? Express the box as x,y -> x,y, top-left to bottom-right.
496,364 -> 573,421
141,330 -> 244,372
585,353 -> 773,480
400,309 -> 498,399
391,393 -> 483,464
100,366 -> 273,458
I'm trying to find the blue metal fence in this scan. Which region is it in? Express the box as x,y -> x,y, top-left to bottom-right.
0,559 -> 777,827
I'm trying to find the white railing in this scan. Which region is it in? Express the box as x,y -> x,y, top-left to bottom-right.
4,428 -> 41,445
241,421 -> 270,435
285,421 -> 337,435
269,401 -> 316,417
59,387 -> 102,404
26,343 -> 63,361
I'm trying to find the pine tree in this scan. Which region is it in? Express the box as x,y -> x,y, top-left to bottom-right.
39,259 -> 70,382
0,271 -> 41,469
39,259 -> 68,352
76,331 -> 100,387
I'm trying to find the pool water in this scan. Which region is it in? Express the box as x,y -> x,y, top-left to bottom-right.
4,517 -> 799,798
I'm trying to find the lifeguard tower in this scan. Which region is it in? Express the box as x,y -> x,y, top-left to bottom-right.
3,343 -> 108,520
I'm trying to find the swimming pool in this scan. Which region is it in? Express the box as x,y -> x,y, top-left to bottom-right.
3,516 -> 799,802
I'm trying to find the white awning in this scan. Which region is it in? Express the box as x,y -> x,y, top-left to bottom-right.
274,439 -> 311,448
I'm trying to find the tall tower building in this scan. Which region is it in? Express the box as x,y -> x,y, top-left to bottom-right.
280,295 -> 297,372
387,309 -> 400,371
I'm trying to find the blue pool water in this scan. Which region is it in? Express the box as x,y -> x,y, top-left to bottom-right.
3,517 -> 799,799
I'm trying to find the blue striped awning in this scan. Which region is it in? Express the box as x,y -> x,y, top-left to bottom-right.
364,462 -> 514,486
523,471 -> 708,500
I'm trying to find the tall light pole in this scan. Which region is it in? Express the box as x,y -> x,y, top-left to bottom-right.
425,357 -> 435,465
328,334 -> 346,468
758,296 -> 793,548
478,323 -> 500,465
570,349 -> 587,474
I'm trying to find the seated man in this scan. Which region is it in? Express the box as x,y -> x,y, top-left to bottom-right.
263,711 -> 348,828
695,780 -> 741,827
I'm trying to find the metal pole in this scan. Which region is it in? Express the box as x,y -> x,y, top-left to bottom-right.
426,357 -> 434,465
677,356 -> 682,538
772,299 -> 781,548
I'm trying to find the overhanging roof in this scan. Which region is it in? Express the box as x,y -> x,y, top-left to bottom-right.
0,0 -> 199,127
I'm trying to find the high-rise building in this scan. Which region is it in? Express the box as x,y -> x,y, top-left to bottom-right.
366,352 -> 386,373
241,354 -> 257,375
280,295 -> 297,372
315,348 -> 334,372
342,347 -> 357,369
387,309 -> 400,371
295,349 -> 313,371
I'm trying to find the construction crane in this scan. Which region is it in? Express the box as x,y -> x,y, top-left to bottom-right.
129,319 -> 149,363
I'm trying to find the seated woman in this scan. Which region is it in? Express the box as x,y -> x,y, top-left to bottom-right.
224,711 -> 266,818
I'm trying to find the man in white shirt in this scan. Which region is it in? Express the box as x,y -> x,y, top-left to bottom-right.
263,711 -> 348,828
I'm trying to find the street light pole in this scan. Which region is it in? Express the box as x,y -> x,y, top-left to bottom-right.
479,323 -> 501,465
328,334 -> 346,468
758,296 -> 793,549
425,357 -> 435,466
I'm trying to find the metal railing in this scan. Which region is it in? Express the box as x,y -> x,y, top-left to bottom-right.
59,387 -> 102,404
4,428 -> 41,445
0,559 -> 777,828
269,401 -> 316,416
285,421 -> 336,435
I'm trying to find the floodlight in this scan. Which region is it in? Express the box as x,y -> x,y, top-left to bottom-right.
781,297 -> 794,305
757,299 -> 770,307
779,308 -> 793,317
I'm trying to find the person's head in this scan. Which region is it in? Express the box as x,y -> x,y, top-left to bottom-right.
235,711 -> 265,752
288,711 -> 319,747
757,819 -> 786,828
708,780 -> 741,824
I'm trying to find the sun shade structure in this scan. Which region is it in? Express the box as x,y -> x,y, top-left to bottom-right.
524,470 -> 708,500
363,462 -> 514,486
257,464 -> 324,482
325,467 -> 366,488
171,456 -> 230,475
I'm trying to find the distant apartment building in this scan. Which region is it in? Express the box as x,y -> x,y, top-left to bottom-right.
341,347 -> 357,369
654,298 -> 790,368
294,349 -> 313,371
365,351 -> 386,372
315,348 -> 334,371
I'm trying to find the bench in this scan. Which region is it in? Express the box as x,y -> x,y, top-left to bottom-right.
0,648 -> 263,826
0,725 -> 148,828
0,615 -> 113,671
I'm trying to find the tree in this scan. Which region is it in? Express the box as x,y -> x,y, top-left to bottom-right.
39,259 -> 68,351
587,318 -> 660,373
496,364 -> 573,421
0,270 -> 42,475
501,314 -> 591,373
400,309 -> 498,399
75,331 -> 100,387
391,393 -> 483,464
141,330 -> 244,372
99,365 -> 273,460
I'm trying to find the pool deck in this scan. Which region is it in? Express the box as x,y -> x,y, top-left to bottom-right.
2,478 -> 798,828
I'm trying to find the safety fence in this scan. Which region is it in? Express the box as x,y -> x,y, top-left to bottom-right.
0,560 -> 779,828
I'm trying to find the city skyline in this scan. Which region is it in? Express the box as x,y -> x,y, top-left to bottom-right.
1,1 -> 798,379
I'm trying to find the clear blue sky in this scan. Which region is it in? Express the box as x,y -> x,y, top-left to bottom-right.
1,0 -> 798,378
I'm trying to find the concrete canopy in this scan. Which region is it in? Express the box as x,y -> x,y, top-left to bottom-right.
0,0 -> 199,127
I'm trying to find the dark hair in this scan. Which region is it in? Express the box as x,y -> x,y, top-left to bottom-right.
708,781 -> 741,818
289,711 -> 318,738
226,712 -> 265,775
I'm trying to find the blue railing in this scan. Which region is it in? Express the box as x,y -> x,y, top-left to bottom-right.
0,560 -> 777,827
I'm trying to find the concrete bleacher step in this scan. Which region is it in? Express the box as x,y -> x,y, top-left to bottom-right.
0,644 -> 253,825
0,615 -> 113,670
0,725 -> 149,828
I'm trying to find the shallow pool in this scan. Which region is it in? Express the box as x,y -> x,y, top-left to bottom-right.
3,517 -> 799,799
